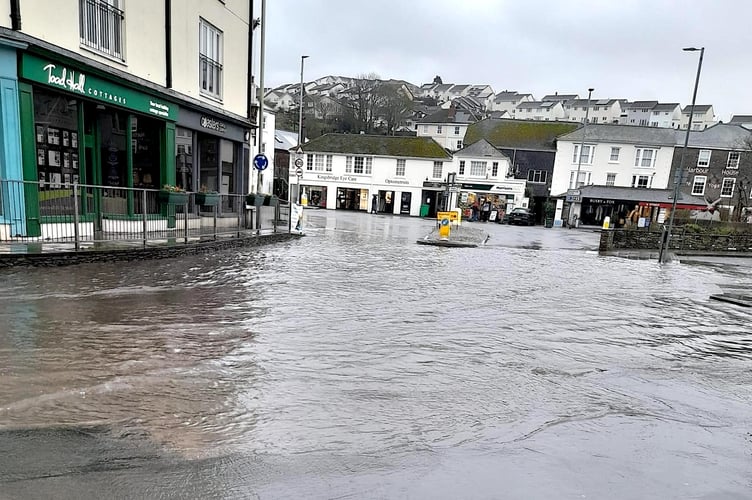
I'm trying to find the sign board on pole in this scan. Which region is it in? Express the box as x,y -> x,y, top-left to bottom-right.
436,211 -> 458,221
253,154 -> 269,171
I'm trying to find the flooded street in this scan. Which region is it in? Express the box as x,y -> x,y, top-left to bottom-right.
1,211 -> 751,499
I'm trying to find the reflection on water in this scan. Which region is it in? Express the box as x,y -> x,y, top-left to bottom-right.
1,212 -> 751,498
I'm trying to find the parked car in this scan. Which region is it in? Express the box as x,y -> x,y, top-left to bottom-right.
507,207 -> 535,226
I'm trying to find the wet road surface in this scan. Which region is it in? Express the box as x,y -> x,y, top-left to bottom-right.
1,211 -> 751,499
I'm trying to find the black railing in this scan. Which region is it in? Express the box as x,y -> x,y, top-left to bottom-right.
79,0 -> 125,60
200,54 -> 223,97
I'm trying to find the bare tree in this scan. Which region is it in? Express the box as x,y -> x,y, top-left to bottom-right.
375,83 -> 413,135
342,73 -> 384,134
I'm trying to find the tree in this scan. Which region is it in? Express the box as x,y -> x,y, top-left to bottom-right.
433,75 -> 443,85
375,83 -> 414,136
342,73 -> 384,134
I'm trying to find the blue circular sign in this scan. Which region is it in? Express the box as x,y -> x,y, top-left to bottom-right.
253,154 -> 269,171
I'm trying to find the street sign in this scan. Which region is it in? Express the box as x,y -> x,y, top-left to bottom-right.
253,154 -> 269,171
294,157 -> 304,168
295,167 -> 303,177
566,195 -> 581,203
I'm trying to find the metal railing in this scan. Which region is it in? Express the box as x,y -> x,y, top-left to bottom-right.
0,180 -> 286,249
79,0 -> 125,60
199,54 -> 223,97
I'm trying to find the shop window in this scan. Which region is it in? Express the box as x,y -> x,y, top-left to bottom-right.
176,128 -> 194,191
100,109 -> 128,188
199,136 -> 220,192
199,18 -> 223,99
34,90 -> 80,200
220,139 -> 235,208
79,0 -> 125,61
131,115 -> 162,189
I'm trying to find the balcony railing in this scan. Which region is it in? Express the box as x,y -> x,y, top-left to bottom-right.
200,54 -> 223,98
79,0 -> 125,60
0,180 -> 287,248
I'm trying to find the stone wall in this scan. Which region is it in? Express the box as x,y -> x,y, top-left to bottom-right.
0,234 -> 299,269
599,228 -> 752,254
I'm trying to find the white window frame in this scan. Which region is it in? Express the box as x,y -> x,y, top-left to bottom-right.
436,125 -> 443,134
691,175 -> 707,196
345,156 -> 353,173
458,160 -> 465,175
469,161 -> 486,177
606,173 -> 616,186
365,157 -> 372,175
572,144 -> 593,165
306,153 -> 313,171
432,161 -> 443,179
727,152 -> 740,169
631,175 -> 650,188
199,18 -> 223,100
634,148 -> 656,168
721,177 -> 736,198
609,147 -> 620,162
354,156 -> 364,174
314,154 -> 324,171
527,170 -> 547,183
395,159 -> 406,177
454,126 -> 461,135
569,170 -> 590,189
79,0 -> 125,61
491,162 -> 499,177
697,149 -> 711,167
325,155 -> 332,172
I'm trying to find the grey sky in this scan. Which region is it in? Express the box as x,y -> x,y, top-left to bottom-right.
262,0 -> 752,121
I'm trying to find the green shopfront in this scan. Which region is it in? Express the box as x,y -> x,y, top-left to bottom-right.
17,52 -> 178,236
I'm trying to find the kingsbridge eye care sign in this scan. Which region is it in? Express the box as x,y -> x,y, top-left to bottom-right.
21,53 -> 178,121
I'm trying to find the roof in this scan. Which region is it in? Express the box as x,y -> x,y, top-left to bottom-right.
681,123 -> 752,149
682,104 -> 713,113
729,115 -> 752,123
651,103 -> 681,112
558,123 -> 678,146
623,101 -> 658,110
553,185 -> 707,207
542,94 -> 578,102
300,134 -> 452,159
517,101 -> 560,109
450,84 -> 470,93
454,139 -> 510,160
275,129 -> 298,151
464,119 -> 580,151
434,84 -> 453,92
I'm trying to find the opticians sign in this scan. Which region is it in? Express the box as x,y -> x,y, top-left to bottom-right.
21,53 -> 178,121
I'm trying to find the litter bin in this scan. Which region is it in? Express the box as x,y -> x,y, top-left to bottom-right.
420,204 -> 430,217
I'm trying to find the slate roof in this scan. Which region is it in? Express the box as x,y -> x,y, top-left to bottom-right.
300,134 -> 451,159
464,119 -> 580,151
417,109 -> 452,124
729,115 -> 752,123
517,101 -> 559,110
434,84 -> 453,92
682,104 -> 713,114
275,129 -> 298,151
542,94 -> 578,102
623,100 -> 658,110
558,123 -> 678,146
651,103 -> 681,112
454,139 -> 510,160
680,123 -> 752,149
553,185 -> 707,207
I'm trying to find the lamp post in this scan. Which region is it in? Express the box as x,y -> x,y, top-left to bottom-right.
570,87 -> 594,227
296,55 -> 308,206
659,47 -> 704,263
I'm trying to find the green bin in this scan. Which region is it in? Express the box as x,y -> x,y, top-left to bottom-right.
420,204 -> 430,217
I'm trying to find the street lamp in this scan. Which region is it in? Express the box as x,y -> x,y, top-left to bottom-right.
659,47 -> 704,263
297,55 -> 309,147
570,87 -> 594,227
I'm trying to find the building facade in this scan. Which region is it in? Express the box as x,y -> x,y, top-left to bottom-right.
295,134 -> 452,217
0,0 -> 254,238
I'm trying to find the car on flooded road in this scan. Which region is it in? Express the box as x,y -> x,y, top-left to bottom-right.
506,207 -> 535,226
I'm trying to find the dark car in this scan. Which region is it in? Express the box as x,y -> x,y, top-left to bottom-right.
506,207 -> 535,226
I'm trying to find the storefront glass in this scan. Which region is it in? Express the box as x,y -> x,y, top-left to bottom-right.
33,89 -> 79,190
131,115 -> 161,189
175,127 -> 193,191
304,185 -> 327,207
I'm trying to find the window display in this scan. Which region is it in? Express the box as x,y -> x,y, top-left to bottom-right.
33,89 -> 79,190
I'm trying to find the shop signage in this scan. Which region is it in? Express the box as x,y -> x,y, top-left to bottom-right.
422,181 -> 443,188
491,185 -> 515,191
589,198 -> 615,204
200,115 -> 226,133
460,183 -> 494,191
21,53 -> 178,121
385,178 -> 410,185
314,174 -> 357,182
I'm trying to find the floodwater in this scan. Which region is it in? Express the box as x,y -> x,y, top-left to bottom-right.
1,211 -> 750,499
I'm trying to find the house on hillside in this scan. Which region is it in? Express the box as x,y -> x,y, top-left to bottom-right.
417,101 -> 484,151
490,91 -> 535,117
463,119 -> 580,223
680,105 -> 716,130
648,103 -> 682,128
515,101 -> 566,121
619,101 -> 659,126
564,99 -> 622,124
668,124 -> 752,221
295,134 -> 452,217
729,115 -> 752,129
542,94 -> 579,104
551,124 -> 691,227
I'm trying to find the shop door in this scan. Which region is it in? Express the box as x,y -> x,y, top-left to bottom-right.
400,192 -> 411,214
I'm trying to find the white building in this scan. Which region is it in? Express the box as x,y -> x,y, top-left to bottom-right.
619,101 -> 659,126
452,139 -> 527,212
647,103 -> 682,128
294,134 -> 452,217
680,105 -> 716,130
490,91 -> 534,116
515,101 -> 566,121
551,124 -> 679,225
564,99 -> 622,124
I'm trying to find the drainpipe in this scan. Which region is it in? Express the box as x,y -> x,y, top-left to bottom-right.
10,0 -> 21,30
165,0 -> 172,88
247,0 -> 254,119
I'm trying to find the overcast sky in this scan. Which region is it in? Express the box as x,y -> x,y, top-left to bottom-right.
260,0 -> 751,121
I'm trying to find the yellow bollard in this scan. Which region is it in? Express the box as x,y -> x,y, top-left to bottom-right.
438,217 -> 451,240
